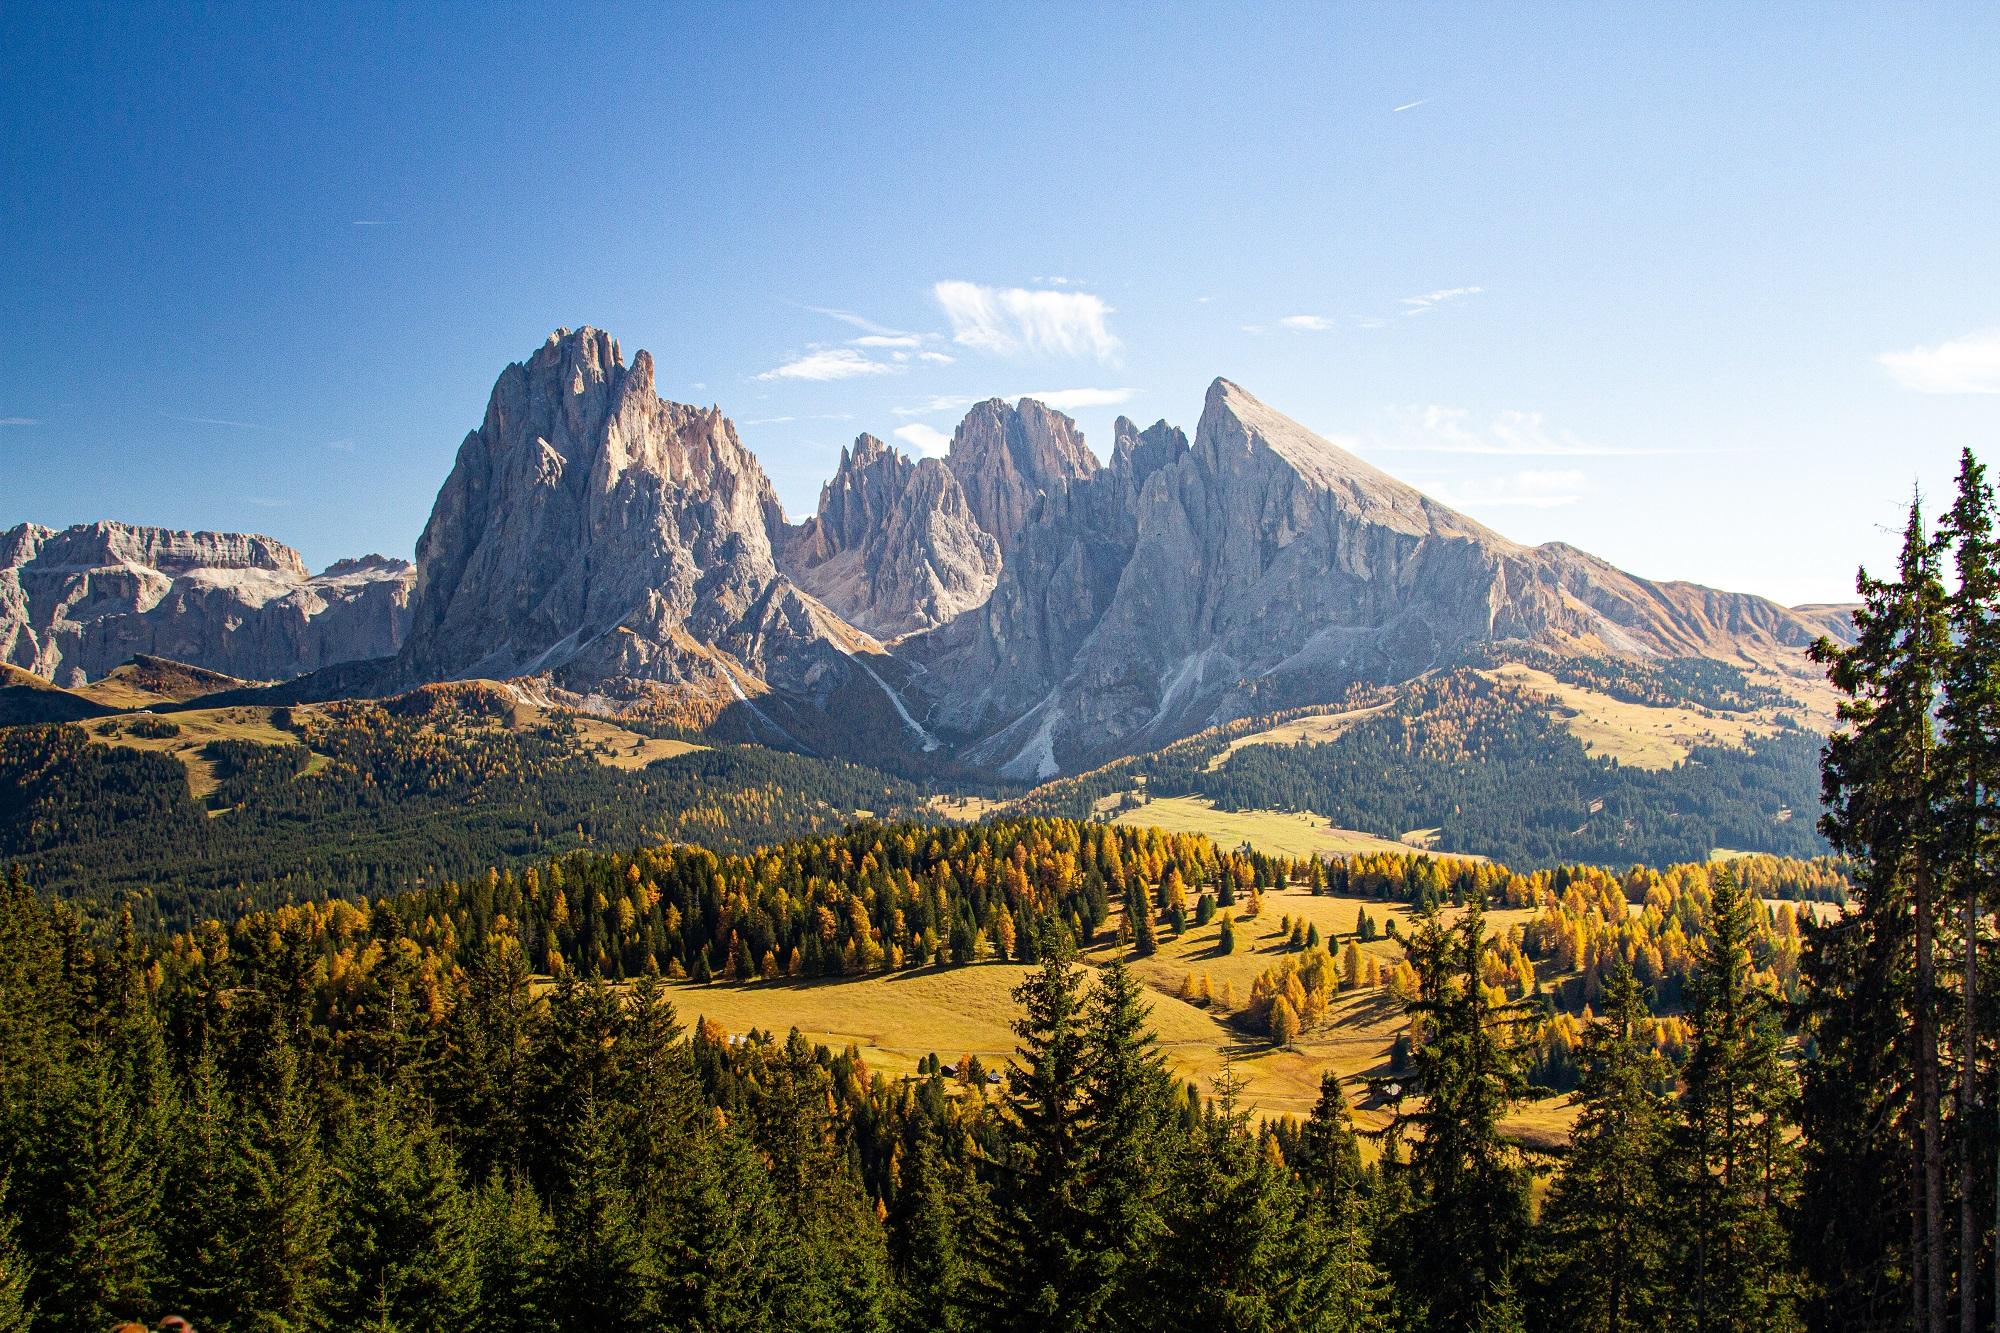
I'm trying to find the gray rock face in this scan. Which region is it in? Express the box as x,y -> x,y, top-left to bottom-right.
4,333 -> 1842,781
944,398 -> 1101,554
776,434 -> 1001,639
907,379 -> 1835,777
0,521 -> 412,685
391,327 -> 857,709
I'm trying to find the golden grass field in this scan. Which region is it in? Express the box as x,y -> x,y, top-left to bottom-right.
1478,662 -> 1793,771
1106,794 -> 1468,861
1205,701 -> 1389,769
84,706 -> 300,798
667,883 -> 1572,1141
63,696 -> 706,799
567,715 -> 706,769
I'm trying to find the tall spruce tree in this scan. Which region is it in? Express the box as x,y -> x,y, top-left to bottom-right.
0,1175 -> 27,1333
968,929 -> 1098,1332
1806,496 -> 1955,1331
891,1122 -> 981,1333
1670,869 -> 1802,1332
1939,447 -> 2000,1333
324,1086 -> 479,1332
231,1023 -> 335,1331
1079,956 -> 1174,1327
1529,959 -> 1672,1332
1383,898 -> 1533,1332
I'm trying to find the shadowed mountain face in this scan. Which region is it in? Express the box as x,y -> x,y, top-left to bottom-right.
2,328 -> 1849,778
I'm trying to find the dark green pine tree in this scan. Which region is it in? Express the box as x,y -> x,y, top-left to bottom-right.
157,1048 -> 246,1328
745,1034 -> 890,1333
467,1173 -> 556,1333
1382,897 -> 1533,1333
231,1025 -> 336,1331
618,979 -> 789,1330
0,1174 -> 34,1333
435,935 -> 538,1184
1148,1068 -> 1381,1333
1295,1072 -> 1364,1216
1939,446 -> 2000,1332
547,1091 -> 659,1333
324,1087 -> 479,1332
967,929 -> 1099,1333
20,1044 -> 164,1333
1528,959 -> 1673,1332
891,1122 -> 983,1333
1802,496 -> 1953,1329
1080,956 -> 1175,1326
1668,869 -> 1802,1332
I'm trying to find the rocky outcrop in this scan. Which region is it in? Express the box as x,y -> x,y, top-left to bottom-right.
907,379 -> 1838,777
0,521 -> 413,685
390,327 -> 863,717
776,434 -> 1001,639
943,398 -> 1101,554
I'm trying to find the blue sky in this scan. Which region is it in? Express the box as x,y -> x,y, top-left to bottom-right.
3,3 -> 1996,606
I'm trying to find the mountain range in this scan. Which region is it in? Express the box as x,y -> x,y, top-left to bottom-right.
0,326 -> 1850,778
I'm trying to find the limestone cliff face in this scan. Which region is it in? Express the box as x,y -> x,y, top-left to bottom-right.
391,327 -> 856,707
6,335 -> 1845,779
943,398 -> 1100,555
0,521 -> 412,685
907,379 -> 1835,778
776,434 -> 1000,639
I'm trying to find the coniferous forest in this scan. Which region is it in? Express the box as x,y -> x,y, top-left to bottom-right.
0,448 -> 1996,1333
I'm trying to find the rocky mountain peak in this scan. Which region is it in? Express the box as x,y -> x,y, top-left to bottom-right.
777,433 -> 1000,640
1109,416 -> 1189,498
943,397 -> 1100,554
392,328 -> 849,712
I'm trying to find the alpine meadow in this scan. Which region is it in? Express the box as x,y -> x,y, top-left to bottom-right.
3,5 -> 1998,1332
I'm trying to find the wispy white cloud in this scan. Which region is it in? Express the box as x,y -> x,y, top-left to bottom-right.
917,351 -> 954,365
757,348 -> 901,382
1279,314 -> 1336,332
1392,99 -> 1429,113
351,219 -> 393,227
805,306 -> 913,339
1435,469 -> 1586,509
1379,405 -> 1672,457
0,417 -> 39,427
1878,329 -> 2000,394
852,333 -> 922,349
892,423 -> 953,458
1018,387 -> 1136,411
160,411 -> 272,430
1399,285 -> 1483,315
934,280 -> 1120,361
326,438 -> 356,453
893,395 -> 981,418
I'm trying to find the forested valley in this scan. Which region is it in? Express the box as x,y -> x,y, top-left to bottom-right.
0,448 -> 1996,1333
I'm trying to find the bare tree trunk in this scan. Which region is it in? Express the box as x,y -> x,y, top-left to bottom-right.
1922,863 -> 1949,1333
1962,858 -> 1978,1333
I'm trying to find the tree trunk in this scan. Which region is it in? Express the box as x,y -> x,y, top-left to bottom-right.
1961,856 -> 1978,1333
1921,862 -> 1948,1333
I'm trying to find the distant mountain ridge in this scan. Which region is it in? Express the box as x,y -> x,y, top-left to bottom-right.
0,519 -> 411,684
0,326 -> 1853,778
